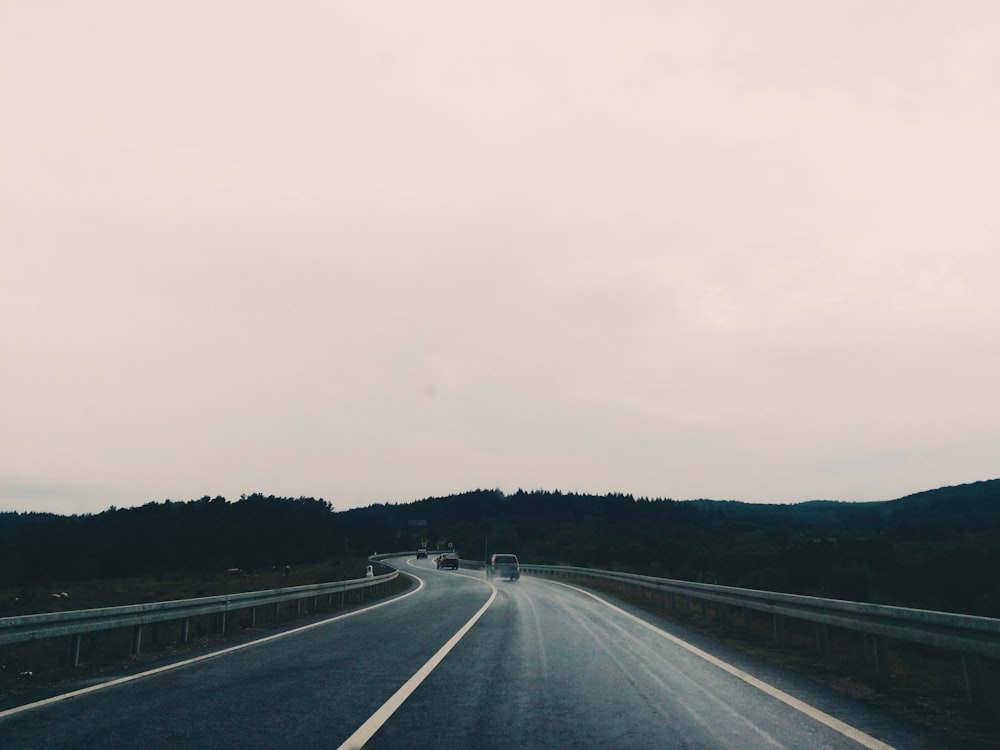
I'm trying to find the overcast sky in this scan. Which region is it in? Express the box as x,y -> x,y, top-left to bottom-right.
3,1 -> 998,515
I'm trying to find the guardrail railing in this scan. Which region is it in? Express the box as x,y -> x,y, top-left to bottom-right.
7,552 -> 995,708
514,563 -> 998,707
0,568 -> 398,667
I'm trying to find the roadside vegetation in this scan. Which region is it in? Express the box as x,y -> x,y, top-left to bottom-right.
1,557 -> 379,616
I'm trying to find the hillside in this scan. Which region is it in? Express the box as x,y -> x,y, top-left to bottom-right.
2,480 -> 998,617
337,480 -> 1000,616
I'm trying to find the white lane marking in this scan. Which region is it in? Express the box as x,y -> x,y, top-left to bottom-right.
336,582 -> 498,750
521,591 -> 550,679
0,573 -> 425,721
556,581 -> 895,750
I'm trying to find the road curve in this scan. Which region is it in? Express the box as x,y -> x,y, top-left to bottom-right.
363,561 -> 956,749
0,556 -> 969,749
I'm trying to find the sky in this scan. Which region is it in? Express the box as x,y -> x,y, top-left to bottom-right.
2,1 -> 999,515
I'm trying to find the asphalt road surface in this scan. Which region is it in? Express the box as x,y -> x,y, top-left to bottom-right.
0,556 -> 970,749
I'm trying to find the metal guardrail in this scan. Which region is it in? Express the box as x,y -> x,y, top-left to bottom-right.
6,552 -> 995,706
516,563 -> 999,707
0,567 -> 398,666
520,565 -> 1000,657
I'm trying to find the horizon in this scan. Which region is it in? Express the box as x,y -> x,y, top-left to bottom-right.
8,476 -> 998,518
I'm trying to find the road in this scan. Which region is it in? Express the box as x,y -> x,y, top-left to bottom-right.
0,556 -> 968,749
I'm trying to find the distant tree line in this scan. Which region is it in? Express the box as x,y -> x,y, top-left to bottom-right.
2,480 -> 998,617
335,480 -> 1000,617
0,494 -> 342,586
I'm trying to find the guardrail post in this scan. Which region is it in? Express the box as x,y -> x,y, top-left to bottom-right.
773,614 -> 785,644
873,635 -> 890,685
815,623 -> 831,660
130,625 -> 143,655
248,606 -> 256,627
68,634 -> 82,667
217,611 -> 227,634
273,602 -> 281,623
961,653 -> 986,708
181,618 -> 191,643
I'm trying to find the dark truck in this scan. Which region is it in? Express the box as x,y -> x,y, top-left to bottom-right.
487,553 -> 520,581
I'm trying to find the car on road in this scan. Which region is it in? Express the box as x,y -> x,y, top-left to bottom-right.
487,553 -> 520,581
416,548 -> 428,559
436,552 -> 460,570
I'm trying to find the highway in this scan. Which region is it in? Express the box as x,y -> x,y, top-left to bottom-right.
0,556 -> 968,749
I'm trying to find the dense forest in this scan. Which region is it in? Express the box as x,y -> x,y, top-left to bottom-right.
2,480 -> 998,617
0,494 -> 340,585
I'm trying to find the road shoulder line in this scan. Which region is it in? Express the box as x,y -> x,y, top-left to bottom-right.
557,581 -> 895,750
